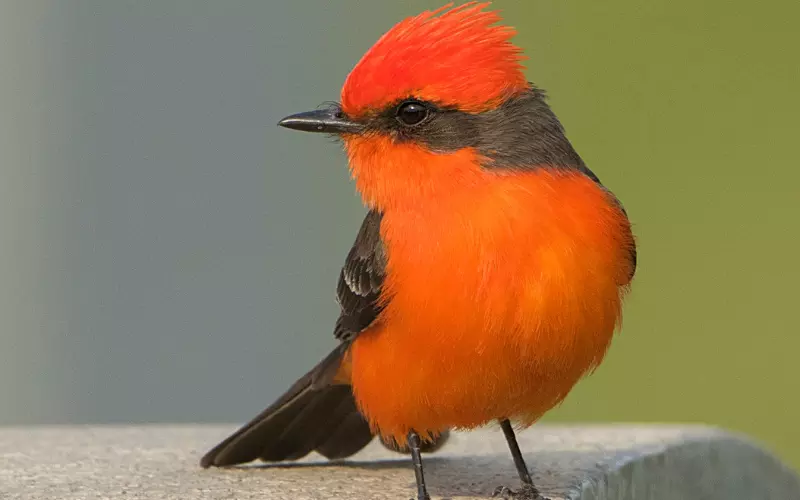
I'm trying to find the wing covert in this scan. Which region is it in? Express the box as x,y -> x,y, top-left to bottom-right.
334,210 -> 386,342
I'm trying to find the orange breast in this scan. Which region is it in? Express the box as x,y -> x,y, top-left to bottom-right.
348,167 -> 634,443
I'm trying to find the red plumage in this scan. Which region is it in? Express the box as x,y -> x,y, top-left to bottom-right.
341,2 -> 528,116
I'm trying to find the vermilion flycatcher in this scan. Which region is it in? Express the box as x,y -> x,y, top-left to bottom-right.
201,4 -> 636,499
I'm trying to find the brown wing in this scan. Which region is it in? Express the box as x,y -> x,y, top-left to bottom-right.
200,210 -> 390,467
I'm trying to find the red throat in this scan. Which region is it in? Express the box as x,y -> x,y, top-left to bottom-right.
343,135 -> 489,210
340,2 -> 528,117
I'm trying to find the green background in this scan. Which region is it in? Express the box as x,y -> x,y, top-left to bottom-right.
497,0 -> 800,469
1,0 -> 797,473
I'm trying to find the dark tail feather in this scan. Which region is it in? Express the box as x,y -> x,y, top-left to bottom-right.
316,408 -> 375,459
200,344 -> 451,468
200,345 -> 373,467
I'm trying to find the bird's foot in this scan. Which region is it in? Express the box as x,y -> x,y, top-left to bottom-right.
492,483 -> 548,500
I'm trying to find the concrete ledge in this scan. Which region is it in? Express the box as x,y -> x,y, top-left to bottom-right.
1,424 -> 797,499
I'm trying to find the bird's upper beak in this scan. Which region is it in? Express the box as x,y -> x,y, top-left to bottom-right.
278,107 -> 362,134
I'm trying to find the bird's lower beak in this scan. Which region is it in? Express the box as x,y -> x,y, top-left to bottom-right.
278,107 -> 362,134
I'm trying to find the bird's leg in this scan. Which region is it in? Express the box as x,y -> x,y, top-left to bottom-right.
492,419 -> 547,500
407,430 -> 431,500
501,419 -> 534,486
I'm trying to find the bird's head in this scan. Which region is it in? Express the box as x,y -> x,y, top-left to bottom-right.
279,2 -> 588,210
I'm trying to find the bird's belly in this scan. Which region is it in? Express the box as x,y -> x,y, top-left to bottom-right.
349,171 -> 633,441
349,283 -> 619,441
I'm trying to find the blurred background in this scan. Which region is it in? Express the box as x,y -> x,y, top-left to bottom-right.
1,0 -> 798,470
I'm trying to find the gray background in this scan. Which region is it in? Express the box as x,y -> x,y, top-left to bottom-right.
0,1 -> 421,424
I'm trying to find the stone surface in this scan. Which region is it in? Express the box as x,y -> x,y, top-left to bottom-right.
1,424 -> 798,499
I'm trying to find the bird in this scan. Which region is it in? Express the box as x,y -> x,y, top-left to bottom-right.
200,3 -> 636,499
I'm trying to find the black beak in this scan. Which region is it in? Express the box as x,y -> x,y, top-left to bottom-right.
278,107 -> 362,134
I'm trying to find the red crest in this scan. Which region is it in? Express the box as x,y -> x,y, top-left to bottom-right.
341,2 -> 528,116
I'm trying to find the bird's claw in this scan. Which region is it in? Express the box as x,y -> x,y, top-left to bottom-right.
492,484 -> 548,500
492,486 -> 515,498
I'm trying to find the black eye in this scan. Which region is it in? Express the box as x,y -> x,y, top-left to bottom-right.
396,101 -> 429,126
